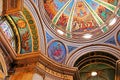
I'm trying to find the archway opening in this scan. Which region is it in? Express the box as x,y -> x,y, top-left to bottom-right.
74,51 -> 118,80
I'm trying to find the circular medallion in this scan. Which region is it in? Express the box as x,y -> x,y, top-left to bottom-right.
48,41 -> 66,63
17,19 -> 26,28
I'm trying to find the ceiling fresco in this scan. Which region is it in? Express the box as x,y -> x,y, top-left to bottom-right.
10,12 -> 33,54
0,8 -> 39,54
9,8 -> 39,54
44,0 -> 120,43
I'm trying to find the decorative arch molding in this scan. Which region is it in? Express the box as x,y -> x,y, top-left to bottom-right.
116,30 -> 120,46
66,44 -> 120,67
24,0 -> 46,54
0,48 -> 8,79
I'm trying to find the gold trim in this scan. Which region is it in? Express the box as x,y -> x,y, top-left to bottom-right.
6,15 -> 21,54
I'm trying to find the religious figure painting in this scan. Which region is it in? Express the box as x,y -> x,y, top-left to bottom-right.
48,41 -> 66,63
44,0 -> 118,32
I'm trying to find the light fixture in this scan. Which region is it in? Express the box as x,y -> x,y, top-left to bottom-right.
109,18 -> 117,26
83,34 -> 92,39
91,71 -> 97,76
32,73 -> 43,80
57,29 -> 64,35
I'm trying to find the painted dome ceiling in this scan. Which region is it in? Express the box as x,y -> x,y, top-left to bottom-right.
43,0 -> 120,43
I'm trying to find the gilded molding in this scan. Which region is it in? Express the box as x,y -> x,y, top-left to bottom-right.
6,16 -> 21,54
15,51 -> 77,75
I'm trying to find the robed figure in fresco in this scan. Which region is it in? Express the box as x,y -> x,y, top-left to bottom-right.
48,41 -> 66,63
52,43 -> 63,60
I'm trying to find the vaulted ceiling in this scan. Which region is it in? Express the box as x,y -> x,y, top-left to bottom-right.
43,0 -> 120,43
0,0 -> 120,79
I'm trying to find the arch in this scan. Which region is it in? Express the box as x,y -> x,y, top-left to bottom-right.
24,0 -> 46,54
66,44 -> 120,67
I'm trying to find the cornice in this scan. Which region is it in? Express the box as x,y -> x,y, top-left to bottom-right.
0,28 -> 77,75
15,51 -> 77,75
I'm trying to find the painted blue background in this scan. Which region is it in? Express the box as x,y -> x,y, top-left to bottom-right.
48,41 -> 66,63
